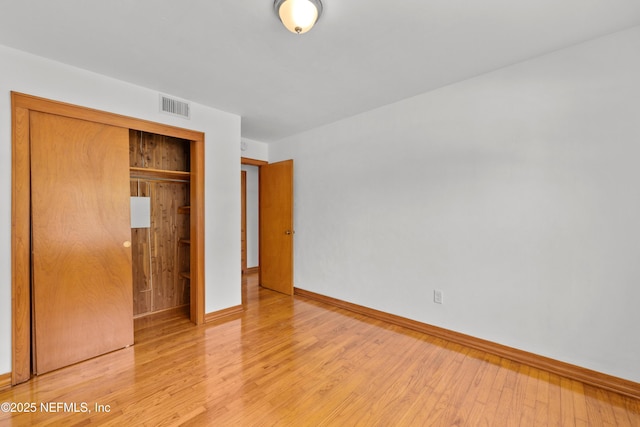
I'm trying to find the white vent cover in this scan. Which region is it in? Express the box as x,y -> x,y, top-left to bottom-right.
159,94 -> 191,119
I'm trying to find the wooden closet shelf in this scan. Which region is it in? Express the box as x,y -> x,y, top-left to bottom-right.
179,239 -> 191,245
130,167 -> 191,181
178,206 -> 191,214
179,271 -> 191,280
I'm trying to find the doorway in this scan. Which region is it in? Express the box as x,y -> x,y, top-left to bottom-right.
241,164 -> 260,276
11,92 -> 206,385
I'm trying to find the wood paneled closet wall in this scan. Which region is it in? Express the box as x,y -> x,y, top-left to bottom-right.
129,130 -> 191,317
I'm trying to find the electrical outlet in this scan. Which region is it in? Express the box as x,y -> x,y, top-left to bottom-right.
434,290 -> 443,304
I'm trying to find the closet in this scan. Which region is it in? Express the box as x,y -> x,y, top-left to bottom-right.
12,92 -> 205,384
129,130 -> 192,317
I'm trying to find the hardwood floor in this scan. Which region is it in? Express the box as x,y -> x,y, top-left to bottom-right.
1,272 -> 639,426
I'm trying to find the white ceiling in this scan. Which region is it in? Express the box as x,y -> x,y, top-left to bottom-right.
1,1 -> 639,142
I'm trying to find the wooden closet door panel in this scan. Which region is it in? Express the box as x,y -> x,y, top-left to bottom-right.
30,111 -> 134,374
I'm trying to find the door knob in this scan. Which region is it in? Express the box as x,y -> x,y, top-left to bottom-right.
123,240 -> 132,248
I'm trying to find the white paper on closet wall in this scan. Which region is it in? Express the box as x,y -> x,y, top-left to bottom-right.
130,196 -> 151,228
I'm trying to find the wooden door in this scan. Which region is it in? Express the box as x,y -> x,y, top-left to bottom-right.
30,111 -> 134,374
260,160 -> 294,295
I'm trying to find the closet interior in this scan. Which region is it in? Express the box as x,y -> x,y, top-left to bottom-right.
129,130 -> 191,318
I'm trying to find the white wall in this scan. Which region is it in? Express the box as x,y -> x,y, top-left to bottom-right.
270,26 -> 640,382
0,45 -> 242,375
241,137 -> 269,162
242,165 -> 260,268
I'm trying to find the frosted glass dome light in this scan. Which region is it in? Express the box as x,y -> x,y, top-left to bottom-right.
274,0 -> 323,34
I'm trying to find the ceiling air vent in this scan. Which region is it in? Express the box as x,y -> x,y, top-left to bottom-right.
159,94 -> 191,119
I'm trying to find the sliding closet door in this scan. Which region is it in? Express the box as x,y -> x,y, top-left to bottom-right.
30,111 -> 134,374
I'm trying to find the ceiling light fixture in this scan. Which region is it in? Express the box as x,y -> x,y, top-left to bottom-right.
274,0 -> 323,35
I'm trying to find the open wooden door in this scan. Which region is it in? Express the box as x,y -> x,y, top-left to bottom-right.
260,160 -> 294,295
30,111 -> 134,374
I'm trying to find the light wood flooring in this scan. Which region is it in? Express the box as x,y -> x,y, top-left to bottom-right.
1,273 -> 639,426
